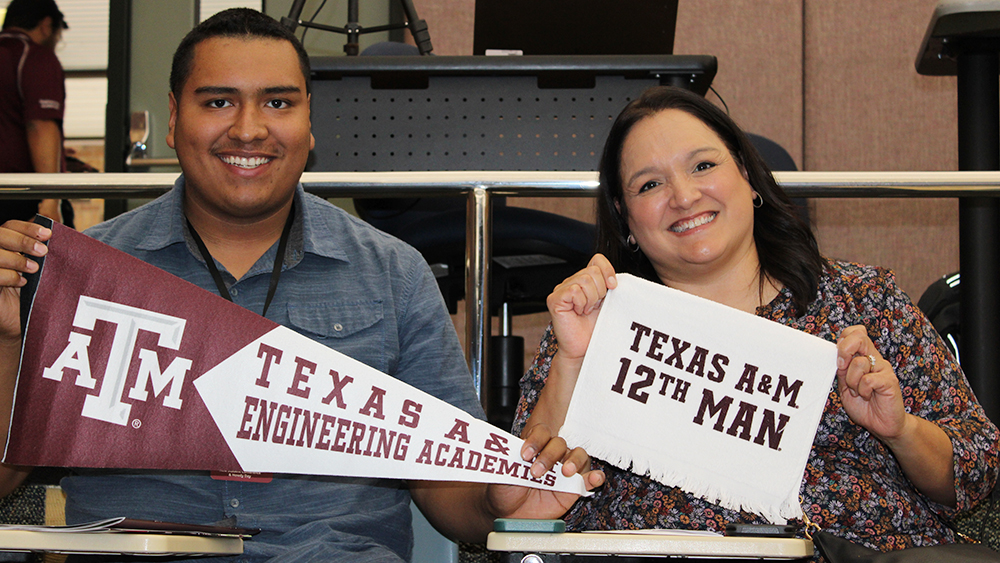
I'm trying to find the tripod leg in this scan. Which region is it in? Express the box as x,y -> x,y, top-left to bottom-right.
398,0 -> 433,55
345,0 -> 360,55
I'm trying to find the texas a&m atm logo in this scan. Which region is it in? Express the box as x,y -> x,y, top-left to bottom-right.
41,296 -> 193,426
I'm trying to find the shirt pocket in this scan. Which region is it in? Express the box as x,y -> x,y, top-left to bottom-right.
286,300 -> 389,373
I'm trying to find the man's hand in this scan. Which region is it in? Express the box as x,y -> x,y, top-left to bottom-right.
0,220 -> 50,344
0,220 -> 47,495
409,425 -> 604,543
484,423 -> 604,521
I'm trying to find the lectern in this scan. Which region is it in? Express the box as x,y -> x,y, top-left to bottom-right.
917,0 -> 1000,423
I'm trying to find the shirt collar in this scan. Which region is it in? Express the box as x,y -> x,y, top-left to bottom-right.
134,175 -> 347,264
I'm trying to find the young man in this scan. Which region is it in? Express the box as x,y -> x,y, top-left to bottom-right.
0,9 -> 601,562
0,0 -> 66,224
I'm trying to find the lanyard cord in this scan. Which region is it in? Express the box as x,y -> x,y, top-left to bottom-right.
185,202 -> 295,318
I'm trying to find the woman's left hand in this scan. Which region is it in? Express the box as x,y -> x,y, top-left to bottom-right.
835,325 -> 908,441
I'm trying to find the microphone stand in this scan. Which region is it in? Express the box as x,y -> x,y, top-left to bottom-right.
282,0 -> 432,56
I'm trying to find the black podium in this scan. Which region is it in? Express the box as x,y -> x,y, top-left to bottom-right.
917,1 -> 1000,423
306,55 -> 717,422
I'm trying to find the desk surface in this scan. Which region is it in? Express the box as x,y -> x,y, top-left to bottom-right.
916,0 -> 1000,75
0,529 -> 243,555
487,531 -> 813,560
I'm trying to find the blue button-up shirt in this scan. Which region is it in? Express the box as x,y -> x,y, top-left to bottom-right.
62,176 -> 484,563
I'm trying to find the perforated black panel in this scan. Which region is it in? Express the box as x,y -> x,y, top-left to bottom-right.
307,55 -> 717,172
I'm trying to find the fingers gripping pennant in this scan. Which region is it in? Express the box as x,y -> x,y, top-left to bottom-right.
7,220 -> 586,495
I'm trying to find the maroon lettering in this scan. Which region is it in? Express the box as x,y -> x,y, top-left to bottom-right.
709,353 -> 729,382
628,321 -> 652,352
347,421 -> 367,454
665,337 -> 691,369
646,330 -> 669,361
315,414 -> 337,450
610,357 -> 631,394
296,410 -> 322,448
726,401 -> 758,441
671,378 -> 691,402
374,429 -> 397,459
358,386 -> 387,420
286,357 -> 315,399
466,450 -> 482,471
692,388 -> 733,432
447,447 -> 466,468
236,396 -> 258,440
496,458 -> 521,477
755,409 -> 790,450
627,364 -> 656,404
332,418 -> 351,452
252,400 -> 279,441
481,454 -> 497,474
394,433 -> 410,460
434,443 -> 450,466
321,370 -> 354,408
771,375 -> 803,408
255,344 -> 283,388
272,404 -> 293,444
734,363 -> 758,394
444,418 -> 471,444
484,433 -> 510,456
415,439 -> 434,465
398,399 -> 422,428
285,407 -> 303,445
685,346 -> 708,376
363,423 -> 377,456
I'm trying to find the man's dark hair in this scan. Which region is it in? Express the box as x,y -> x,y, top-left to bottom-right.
3,0 -> 67,31
596,86 -> 827,315
170,8 -> 311,98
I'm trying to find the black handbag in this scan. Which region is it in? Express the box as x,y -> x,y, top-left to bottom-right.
812,530 -> 1000,562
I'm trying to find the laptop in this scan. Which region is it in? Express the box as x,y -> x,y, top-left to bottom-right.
473,0 -> 679,56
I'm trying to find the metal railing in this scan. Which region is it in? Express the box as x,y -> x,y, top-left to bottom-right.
3,170 -> 1000,401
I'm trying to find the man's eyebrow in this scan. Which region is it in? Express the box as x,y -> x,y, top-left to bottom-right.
191,86 -> 303,96
192,86 -> 238,96
261,86 -> 303,95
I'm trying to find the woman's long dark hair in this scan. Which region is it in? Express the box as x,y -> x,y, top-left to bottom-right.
596,86 -> 826,315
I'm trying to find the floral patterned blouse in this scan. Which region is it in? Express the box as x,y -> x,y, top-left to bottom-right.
513,261 -> 1000,555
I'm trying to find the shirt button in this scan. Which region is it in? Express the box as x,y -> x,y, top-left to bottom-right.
333,323 -> 343,332
229,498 -> 240,508
230,288 -> 239,297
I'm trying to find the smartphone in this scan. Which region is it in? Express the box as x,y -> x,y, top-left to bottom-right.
725,524 -> 797,538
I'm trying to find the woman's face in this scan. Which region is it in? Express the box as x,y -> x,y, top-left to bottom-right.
618,108 -> 758,284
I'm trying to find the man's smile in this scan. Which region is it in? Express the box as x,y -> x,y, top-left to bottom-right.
218,154 -> 273,169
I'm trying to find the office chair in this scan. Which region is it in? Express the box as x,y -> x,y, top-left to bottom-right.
917,272 -> 962,361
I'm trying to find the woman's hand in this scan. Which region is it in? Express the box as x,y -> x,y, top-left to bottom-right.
526,255 -> 618,436
836,325 -> 956,506
547,254 -> 618,361
835,325 -> 906,441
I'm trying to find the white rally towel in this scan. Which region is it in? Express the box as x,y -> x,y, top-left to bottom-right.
559,274 -> 837,523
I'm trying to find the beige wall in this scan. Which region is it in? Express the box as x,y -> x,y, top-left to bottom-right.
413,0 -> 964,364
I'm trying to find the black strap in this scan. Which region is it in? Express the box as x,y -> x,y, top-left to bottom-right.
185,202 -> 295,318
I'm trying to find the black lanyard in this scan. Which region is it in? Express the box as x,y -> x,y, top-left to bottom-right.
185,202 -> 295,318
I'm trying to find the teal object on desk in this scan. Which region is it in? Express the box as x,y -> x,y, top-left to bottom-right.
493,519 -> 566,533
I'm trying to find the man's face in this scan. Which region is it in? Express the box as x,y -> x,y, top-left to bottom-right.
167,36 -> 314,223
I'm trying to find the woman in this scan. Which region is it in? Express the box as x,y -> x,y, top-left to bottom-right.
514,86 -> 999,552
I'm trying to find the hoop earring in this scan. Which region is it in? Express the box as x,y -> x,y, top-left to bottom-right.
752,191 -> 764,209
627,234 -> 640,253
